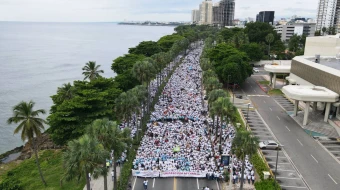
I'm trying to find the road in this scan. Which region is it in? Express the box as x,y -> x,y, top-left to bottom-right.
132,177 -> 219,190
238,75 -> 340,190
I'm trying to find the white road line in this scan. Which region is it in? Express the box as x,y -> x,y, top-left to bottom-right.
153,178 -> 155,188
254,90 -> 256,93
197,178 -> 199,189
263,100 -> 266,103
132,177 -> 137,190
323,146 -> 340,148
280,185 -> 307,189
250,85 -> 253,88
277,116 -> 280,120
269,108 -> 272,111
264,156 -> 286,158
267,162 -> 291,165
276,169 -> 296,172
216,179 -> 220,190
328,174 -> 338,184
329,150 -> 340,152
297,139 -> 303,146
276,177 -> 301,180
311,154 -> 318,163
285,126 -> 291,131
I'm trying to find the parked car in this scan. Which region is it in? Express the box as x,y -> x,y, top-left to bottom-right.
259,140 -> 281,150
253,68 -> 259,73
236,95 -> 243,99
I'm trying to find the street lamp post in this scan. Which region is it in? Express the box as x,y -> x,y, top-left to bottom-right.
246,103 -> 251,128
274,144 -> 284,190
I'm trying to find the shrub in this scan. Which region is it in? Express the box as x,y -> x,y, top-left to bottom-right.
250,153 -> 268,180
255,179 -> 281,190
0,175 -> 23,190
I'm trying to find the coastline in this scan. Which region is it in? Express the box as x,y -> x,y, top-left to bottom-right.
0,146 -> 23,164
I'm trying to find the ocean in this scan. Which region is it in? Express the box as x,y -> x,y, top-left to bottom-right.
0,22 -> 175,154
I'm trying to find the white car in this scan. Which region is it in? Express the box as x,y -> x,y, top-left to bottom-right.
253,68 -> 259,73
259,140 -> 280,150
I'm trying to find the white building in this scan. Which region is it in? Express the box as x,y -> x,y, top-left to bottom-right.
199,0 -> 213,25
316,0 -> 340,32
275,23 -> 316,41
191,9 -> 200,23
304,34 -> 340,56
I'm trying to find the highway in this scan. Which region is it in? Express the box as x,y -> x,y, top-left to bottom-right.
131,177 -> 219,190
237,74 -> 340,190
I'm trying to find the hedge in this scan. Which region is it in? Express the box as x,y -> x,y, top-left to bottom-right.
255,179 -> 281,190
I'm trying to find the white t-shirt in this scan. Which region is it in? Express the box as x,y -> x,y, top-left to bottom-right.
143,180 -> 148,185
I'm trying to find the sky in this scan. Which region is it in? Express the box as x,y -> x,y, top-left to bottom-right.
0,0 -> 319,22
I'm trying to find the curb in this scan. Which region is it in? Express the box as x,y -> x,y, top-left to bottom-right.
254,80 -> 267,93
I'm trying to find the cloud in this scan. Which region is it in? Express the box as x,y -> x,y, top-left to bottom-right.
0,0 -> 320,22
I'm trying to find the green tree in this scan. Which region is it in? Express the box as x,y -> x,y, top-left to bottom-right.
131,85 -> 148,135
203,69 -> 218,84
288,34 -> 301,52
204,77 -> 222,95
265,33 -> 274,56
82,61 -> 104,81
232,131 -> 259,190
314,30 -> 321,36
208,90 -> 228,133
132,58 -> 157,114
111,54 -> 145,75
244,22 -> 279,44
55,83 -> 75,103
86,118 -> 131,190
48,78 -> 122,145
63,134 -> 109,190
128,41 -> 162,57
240,43 -> 264,61
322,27 -> 327,36
7,101 -> 47,186
157,34 -> 184,52
214,97 -> 235,152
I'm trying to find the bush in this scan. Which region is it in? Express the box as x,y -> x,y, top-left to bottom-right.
250,153 -> 268,180
255,179 -> 281,190
0,177 -> 23,190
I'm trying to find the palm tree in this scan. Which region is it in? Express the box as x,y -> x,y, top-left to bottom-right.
131,85 -> 148,135
63,134 -> 109,190
56,83 -> 75,103
115,92 -> 130,125
231,131 -> 259,190
82,61 -> 104,81
212,97 -> 236,152
322,27 -> 327,36
204,77 -> 222,95
132,58 -> 157,114
7,101 -> 47,186
151,52 -> 167,89
126,89 -> 139,128
86,118 -> 131,190
265,33 -> 274,57
203,70 -> 218,84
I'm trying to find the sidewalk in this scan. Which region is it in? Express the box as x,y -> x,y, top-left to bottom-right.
84,166 -> 121,190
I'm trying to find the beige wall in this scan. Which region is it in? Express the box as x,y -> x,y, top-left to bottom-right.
304,36 -> 340,56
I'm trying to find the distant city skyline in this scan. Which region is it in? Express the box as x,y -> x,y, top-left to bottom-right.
0,0 -> 319,22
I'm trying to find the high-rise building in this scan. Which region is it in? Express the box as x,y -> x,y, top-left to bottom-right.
256,11 -> 275,25
191,9 -> 201,23
275,23 -> 316,41
316,0 -> 340,33
199,0 -> 213,25
212,0 -> 235,27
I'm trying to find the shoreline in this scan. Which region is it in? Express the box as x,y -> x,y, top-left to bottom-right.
0,145 -> 23,164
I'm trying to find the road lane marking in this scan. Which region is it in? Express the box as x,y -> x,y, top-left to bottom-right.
311,155 -> 318,163
197,178 -> 199,189
269,108 -> 272,111
328,174 -> 338,184
251,85 -> 253,88
297,139 -> 303,146
285,126 -> 291,131
267,162 -> 291,165
277,116 -> 280,120
216,179 -> 220,190
276,169 -> 296,172
276,177 -> 301,180
263,100 -> 266,103
132,177 -> 137,190
280,185 -> 307,189
173,177 -> 177,190
153,178 -> 155,188
254,90 -> 256,93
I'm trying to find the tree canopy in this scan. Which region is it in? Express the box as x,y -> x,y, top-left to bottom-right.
157,34 -> 185,52
128,41 -> 161,57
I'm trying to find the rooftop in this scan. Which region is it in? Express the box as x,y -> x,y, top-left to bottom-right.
305,57 -> 340,71
282,85 -> 339,102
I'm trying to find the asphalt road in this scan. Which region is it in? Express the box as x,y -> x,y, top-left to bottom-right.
238,76 -> 340,190
132,177 -> 219,190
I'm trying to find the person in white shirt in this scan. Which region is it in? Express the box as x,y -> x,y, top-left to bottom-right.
143,178 -> 148,190
111,171 -> 114,181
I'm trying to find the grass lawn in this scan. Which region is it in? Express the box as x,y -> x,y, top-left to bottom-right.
258,81 -> 270,85
268,89 -> 283,95
0,149 -> 85,190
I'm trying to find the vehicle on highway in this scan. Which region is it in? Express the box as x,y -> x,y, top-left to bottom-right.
253,68 -> 259,73
259,140 -> 281,150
